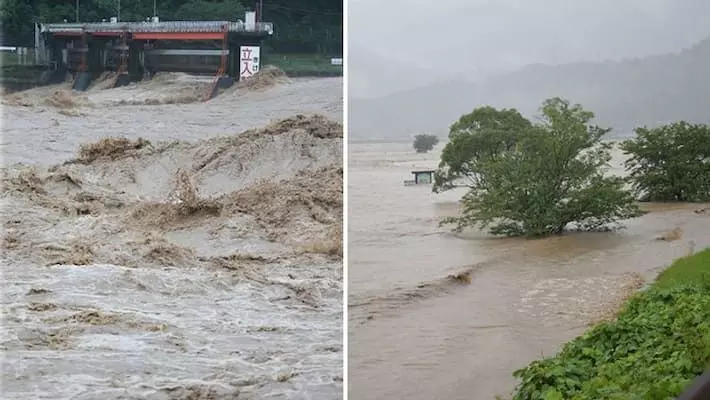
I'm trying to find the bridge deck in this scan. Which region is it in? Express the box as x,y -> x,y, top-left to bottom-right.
41,21 -> 273,35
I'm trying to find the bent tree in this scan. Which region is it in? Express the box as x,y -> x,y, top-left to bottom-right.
435,98 -> 642,238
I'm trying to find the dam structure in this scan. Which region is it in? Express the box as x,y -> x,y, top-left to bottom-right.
37,11 -> 273,95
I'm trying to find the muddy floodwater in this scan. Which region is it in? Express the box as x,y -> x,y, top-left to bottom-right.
1,74 -> 343,399
347,141 -> 710,400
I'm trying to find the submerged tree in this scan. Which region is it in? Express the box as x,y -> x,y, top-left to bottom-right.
433,106 -> 531,193
413,134 -> 440,153
620,121 -> 710,202
437,98 -> 642,238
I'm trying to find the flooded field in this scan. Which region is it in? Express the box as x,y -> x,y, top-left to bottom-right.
347,141 -> 709,400
1,74 -> 343,399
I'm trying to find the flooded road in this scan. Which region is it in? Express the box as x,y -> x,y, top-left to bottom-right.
347,141 -> 710,400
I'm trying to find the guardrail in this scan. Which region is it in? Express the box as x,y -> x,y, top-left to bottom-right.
1,47 -> 41,65
677,370 -> 710,400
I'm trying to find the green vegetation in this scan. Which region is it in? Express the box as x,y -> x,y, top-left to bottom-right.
620,122 -> 710,202
262,53 -> 341,77
512,249 -> 710,400
433,99 -> 710,398
654,249 -> 710,290
1,0 -> 342,75
433,106 -> 531,193
435,98 -> 642,238
412,133 -> 440,153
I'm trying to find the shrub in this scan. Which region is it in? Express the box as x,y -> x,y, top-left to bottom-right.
437,98 -> 642,237
512,249 -> 710,400
413,133 -> 440,153
620,121 -> 710,202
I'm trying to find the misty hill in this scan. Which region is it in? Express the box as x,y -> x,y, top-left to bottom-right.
349,37 -> 710,141
348,44 -> 439,99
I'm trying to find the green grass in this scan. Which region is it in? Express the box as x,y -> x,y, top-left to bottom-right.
512,248 -> 710,400
262,53 -> 342,77
655,248 -> 710,289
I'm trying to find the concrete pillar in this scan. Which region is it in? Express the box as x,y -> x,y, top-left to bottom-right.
128,42 -> 143,81
72,32 -> 92,91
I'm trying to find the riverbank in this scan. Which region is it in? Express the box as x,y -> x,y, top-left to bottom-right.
512,248 -> 710,399
347,141 -> 709,400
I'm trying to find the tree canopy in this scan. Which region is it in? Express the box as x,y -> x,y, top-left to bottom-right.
437,98 -> 643,238
620,121 -> 710,202
0,0 -> 342,54
433,106 -> 531,193
412,134 -> 439,153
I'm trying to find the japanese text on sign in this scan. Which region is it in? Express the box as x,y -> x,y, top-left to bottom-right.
239,46 -> 261,80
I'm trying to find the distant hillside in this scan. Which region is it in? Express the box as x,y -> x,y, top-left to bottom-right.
348,44 -> 443,99
349,37 -> 710,141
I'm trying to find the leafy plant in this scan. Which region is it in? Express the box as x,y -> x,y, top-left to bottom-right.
437,98 -> 642,238
620,121 -> 710,202
512,249 -> 710,400
412,133 -> 440,153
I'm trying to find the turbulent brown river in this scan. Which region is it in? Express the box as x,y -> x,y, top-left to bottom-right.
347,141 -> 710,400
1,74 -> 343,400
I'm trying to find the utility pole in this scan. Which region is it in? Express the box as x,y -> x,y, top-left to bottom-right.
153,0 -> 157,17
76,0 -> 79,22
257,0 -> 263,22
117,0 -> 121,21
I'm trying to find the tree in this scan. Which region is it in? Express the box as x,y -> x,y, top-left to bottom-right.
412,134 -> 439,153
620,121 -> 710,202
1,0 -> 35,46
433,106 -> 531,193
438,98 -> 643,238
172,0 -> 245,22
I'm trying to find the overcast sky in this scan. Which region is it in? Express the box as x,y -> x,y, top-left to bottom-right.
348,0 -> 710,97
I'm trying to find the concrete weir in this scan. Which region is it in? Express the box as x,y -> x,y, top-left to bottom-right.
207,76 -> 235,100
38,13 -> 272,94
72,71 -> 92,91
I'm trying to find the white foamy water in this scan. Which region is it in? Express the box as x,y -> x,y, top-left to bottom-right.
1,76 -> 343,400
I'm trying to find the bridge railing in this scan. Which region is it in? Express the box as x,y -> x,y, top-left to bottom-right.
41,21 -> 273,34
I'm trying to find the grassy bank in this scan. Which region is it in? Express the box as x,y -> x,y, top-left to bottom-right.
263,53 -> 342,77
512,249 -> 710,400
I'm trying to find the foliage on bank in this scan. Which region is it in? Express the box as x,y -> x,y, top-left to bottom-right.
512,249 -> 710,400
620,121 -> 710,202
435,98 -> 642,238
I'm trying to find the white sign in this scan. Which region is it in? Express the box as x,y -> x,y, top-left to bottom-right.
330,58 -> 343,66
239,46 -> 261,80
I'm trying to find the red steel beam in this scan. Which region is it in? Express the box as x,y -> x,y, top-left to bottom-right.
92,32 -> 123,37
133,32 -> 225,40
